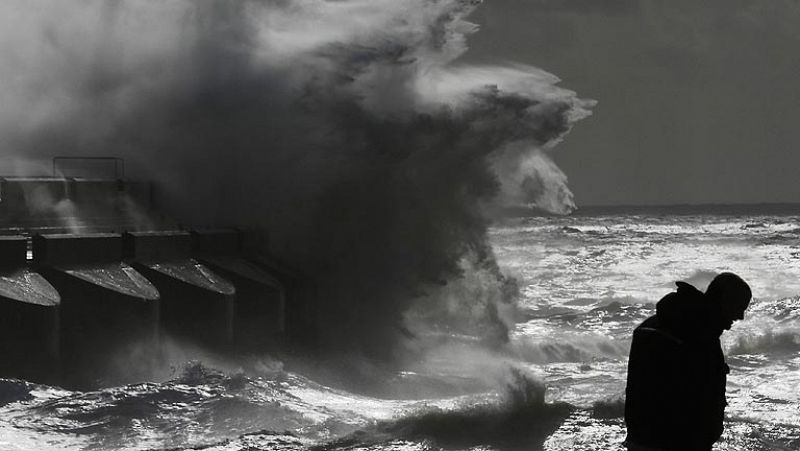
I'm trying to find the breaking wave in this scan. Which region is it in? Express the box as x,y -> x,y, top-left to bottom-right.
0,362 -> 579,451
1,0 -> 592,358
315,367 -> 573,451
728,329 -> 800,356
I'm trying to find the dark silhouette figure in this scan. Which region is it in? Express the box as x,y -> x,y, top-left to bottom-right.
624,272 -> 751,451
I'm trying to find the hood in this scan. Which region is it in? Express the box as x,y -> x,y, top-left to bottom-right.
656,281 -> 715,338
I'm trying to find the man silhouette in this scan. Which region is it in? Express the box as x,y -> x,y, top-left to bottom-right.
624,272 -> 752,451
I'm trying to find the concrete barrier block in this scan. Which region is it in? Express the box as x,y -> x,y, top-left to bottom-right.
121,181 -> 152,211
192,229 -> 241,256
70,179 -> 121,216
0,178 -> 68,222
124,231 -> 192,261
33,233 -> 122,267
0,236 -> 27,270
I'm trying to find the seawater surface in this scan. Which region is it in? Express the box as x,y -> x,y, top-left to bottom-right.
2,208 -> 800,450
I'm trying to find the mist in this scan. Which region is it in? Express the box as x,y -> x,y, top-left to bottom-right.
0,0 -> 592,361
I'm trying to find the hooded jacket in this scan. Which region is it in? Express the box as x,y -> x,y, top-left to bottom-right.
624,282 -> 728,451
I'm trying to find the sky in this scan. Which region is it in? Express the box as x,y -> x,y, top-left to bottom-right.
463,0 -> 800,206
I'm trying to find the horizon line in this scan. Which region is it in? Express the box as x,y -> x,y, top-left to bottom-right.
575,201 -> 800,209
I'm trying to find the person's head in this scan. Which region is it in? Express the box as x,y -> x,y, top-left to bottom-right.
705,272 -> 752,331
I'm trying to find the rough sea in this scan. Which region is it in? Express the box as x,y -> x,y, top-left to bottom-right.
2,207 -> 800,451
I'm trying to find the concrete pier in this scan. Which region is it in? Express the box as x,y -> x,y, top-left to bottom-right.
0,236 -> 60,383
194,230 -> 286,350
124,231 -> 236,348
33,233 -> 160,386
0,171 -> 299,385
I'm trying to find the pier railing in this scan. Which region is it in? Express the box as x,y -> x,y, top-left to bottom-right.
52,156 -> 125,179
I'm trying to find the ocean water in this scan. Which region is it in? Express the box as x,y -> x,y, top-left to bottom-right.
2,208 -> 800,451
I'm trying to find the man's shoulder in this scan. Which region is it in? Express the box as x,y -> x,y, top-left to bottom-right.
635,314 -> 660,331
634,315 -> 684,346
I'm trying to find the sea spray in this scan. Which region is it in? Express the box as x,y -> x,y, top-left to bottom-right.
0,0 -> 593,361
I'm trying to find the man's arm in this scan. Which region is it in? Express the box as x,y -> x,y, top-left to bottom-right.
680,341 -> 727,448
625,325 -> 686,449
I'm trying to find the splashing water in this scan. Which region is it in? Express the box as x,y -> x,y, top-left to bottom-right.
1,0 -> 592,357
